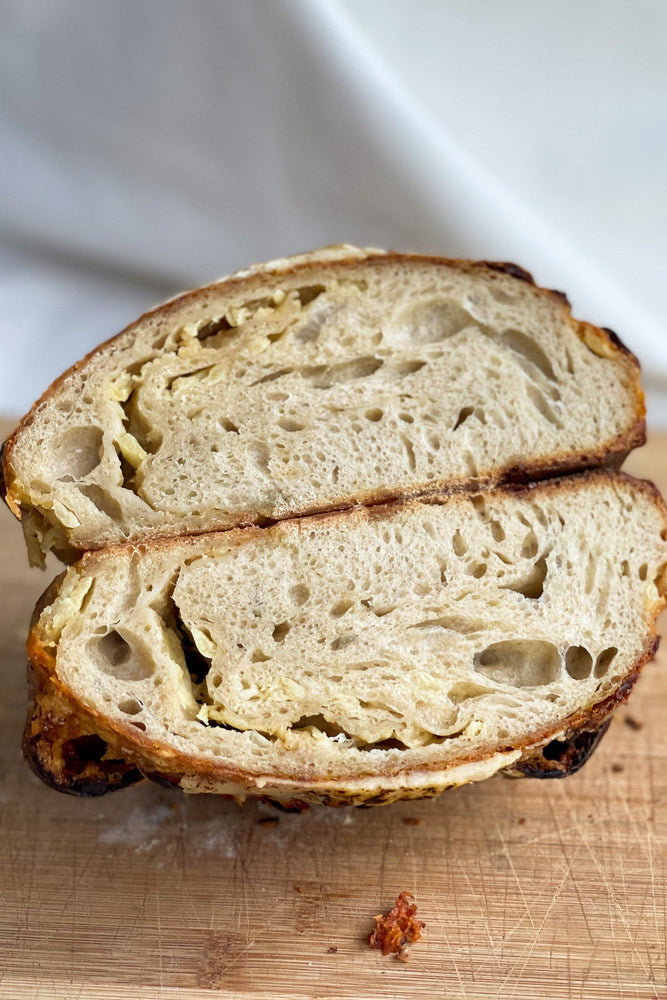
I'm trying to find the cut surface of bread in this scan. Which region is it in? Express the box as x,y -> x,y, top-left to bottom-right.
27,471 -> 666,806
3,246 -> 644,563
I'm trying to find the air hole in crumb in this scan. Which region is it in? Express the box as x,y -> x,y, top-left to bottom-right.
452,530 -> 467,557
310,356 -> 383,388
278,418 -> 305,432
331,634 -> 357,651
453,406 -> 474,431
502,328 -> 557,381
584,552 -> 596,593
195,315 -> 233,343
219,417 -> 239,433
469,562 -> 487,579
131,721 -> 147,732
393,299 -> 476,343
331,598 -> 354,618
52,426 -> 104,479
638,563 -> 648,581
526,385 -> 560,426
393,359 -> 426,377
118,698 -> 143,716
490,521 -> 505,542
449,682 -> 493,704
251,649 -> 271,663
365,408 -> 383,422
79,484 -> 124,521
291,714 -> 354,741
290,584 -> 310,606
272,621 -> 291,643
475,640 -> 560,687
297,284 -> 326,306
97,631 -> 130,667
565,646 -> 593,680
521,531 -> 538,558
504,556 -> 548,599
95,631 -> 155,681
594,647 -> 618,677
252,367 -> 294,386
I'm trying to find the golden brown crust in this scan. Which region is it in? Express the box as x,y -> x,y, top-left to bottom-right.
2,250 -> 646,546
24,469 -> 667,803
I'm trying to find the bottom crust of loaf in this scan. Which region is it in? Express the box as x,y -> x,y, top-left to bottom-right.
24,638 -> 656,806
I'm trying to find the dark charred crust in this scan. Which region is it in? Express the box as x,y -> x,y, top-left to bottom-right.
23,718 -> 142,796
24,738 -> 141,796
259,797 -> 310,813
548,289 -> 570,307
602,327 -> 641,369
508,636 -> 659,781
23,658 -> 142,797
512,720 -> 611,779
138,769 -> 182,790
478,261 -> 535,285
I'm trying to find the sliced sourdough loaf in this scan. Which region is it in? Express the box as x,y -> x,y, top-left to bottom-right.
2,246 -> 644,564
26,471 -> 667,806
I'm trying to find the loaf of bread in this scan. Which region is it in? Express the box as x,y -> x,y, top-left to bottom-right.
2,246 -> 644,564
26,472 -> 666,806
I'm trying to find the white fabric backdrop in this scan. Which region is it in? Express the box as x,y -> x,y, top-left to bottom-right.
1,0 -> 666,422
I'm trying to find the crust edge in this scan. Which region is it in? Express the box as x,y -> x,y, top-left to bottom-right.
25,619 -> 662,804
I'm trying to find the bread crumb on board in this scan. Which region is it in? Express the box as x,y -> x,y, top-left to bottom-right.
369,892 -> 425,962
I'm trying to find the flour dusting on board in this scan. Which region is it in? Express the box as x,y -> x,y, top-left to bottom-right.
98,800 -> 238,858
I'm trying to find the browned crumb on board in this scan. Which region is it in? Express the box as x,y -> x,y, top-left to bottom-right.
369,892 -> 425,962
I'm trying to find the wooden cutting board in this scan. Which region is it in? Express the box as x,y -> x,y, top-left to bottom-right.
1,420 -> 666,1000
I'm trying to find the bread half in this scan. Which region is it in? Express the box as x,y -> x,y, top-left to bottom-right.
2,246 -> 644,564
26,471 -> 666,806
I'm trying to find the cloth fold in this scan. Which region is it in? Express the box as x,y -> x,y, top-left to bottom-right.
1,0 -> 665,422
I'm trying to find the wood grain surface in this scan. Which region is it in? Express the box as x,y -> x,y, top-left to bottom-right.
1,418 -> 666,1000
